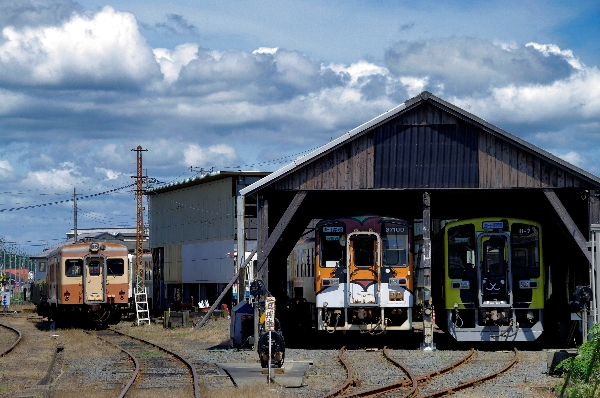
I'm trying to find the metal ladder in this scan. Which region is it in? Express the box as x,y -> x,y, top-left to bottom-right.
134,289 -> 150,325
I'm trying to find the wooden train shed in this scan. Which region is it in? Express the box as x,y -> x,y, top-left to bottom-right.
239,91 -> 600,344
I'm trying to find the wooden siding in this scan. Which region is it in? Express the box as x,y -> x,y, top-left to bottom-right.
374,122 -> 479,188
266,101 -> 591,191
272,133 -> 374,190
478,132 -> 587,188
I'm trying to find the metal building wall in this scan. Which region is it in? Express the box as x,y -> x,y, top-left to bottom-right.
149,177 -> 234,247
163,244 -> 182,284
182,240 -> 235,283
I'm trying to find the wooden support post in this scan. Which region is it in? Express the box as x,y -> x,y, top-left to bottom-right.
253,190 -> 307,349
421,192 -> 435,350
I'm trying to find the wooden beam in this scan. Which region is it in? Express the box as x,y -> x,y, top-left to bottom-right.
193,248 -> 257,330
543,188 -> 591,263
256,190 -> 308,273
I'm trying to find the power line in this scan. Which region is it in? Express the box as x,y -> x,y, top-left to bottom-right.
0,184 -> 135,213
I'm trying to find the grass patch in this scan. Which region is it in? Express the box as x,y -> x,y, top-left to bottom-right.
556,323 -> 600,397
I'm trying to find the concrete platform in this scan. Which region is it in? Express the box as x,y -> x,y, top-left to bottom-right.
217,361 -> 311,387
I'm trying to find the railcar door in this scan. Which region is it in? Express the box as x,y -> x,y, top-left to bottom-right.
348,233 -> 380,305
477,234 -> 511,307
84,255 -> 106,303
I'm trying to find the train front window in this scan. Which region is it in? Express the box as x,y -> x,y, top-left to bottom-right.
382,223 -> 408,266
350,236 -> 376,267
447,224 -> 475,278
320,224 -> 345,268
511,223 -> 540,278
483,236 -> 506,277
65,260 -> 83,277
107,259 -> 125,276
88,260 -> 101,276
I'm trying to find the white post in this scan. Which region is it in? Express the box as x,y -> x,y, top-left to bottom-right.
237,194 -> 245,305
268,330 -> 271,385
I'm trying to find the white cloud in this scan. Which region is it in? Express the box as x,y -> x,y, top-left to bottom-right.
154,43 -> 199,84
94,167 -> 121,180
0,159 -> 14,179
253,47 -> 278,55
555,151 -> 585,167
399,76 -> 429,97
0,6 -> 160,87
183,144 -> 239,168
449,66 -> 600,124
526,42 -> 584,70
328,60 -> 389,85
22,162 -> 85,190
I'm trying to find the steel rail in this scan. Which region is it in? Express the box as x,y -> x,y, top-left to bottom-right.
0,321 -> 22,357
417,348 -> 519,398
321,347 -> 476,398
109,327 -> 201,398
85,330 -> 140,398
321,347 -> 354,398
339,346 -> 419,398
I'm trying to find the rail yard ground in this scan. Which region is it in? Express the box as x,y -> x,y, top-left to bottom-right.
0,305 -> 562,397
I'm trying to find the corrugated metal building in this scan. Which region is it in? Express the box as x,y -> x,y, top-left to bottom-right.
147,171 -> 269,311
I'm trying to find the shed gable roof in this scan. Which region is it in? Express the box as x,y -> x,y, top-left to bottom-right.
240,91 -> 600,195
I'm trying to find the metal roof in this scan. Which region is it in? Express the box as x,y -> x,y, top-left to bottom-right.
149,170 -> 270,194
240,91 -> 600,196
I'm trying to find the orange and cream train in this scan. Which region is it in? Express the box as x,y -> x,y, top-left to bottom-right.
304,215 -> 414,333
35,241 -> 130,325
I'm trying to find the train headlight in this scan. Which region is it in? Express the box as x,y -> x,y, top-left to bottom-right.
321,278 -> 339,287
389,278 -> 407,286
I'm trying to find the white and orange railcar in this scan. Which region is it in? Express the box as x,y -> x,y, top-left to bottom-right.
38,241 -> 130,324
314,215 -> 414,333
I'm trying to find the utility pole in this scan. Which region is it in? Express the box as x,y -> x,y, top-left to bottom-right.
74,188 -> 78,242
131,146 -> 148,292
131,146 -> 150,325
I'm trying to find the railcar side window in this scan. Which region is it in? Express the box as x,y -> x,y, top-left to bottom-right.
382,223 -> 408,266
320,223 -> 345,268
447,224 -> 476,279
88,260 -> 101,276
107,259 -> 125,276
65,260 -> 83,277
511,223 -> 540,278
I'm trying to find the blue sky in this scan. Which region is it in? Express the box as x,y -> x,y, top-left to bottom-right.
1,0 -> 600,254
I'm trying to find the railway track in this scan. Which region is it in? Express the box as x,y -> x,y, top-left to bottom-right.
322,346 -> 518,398
0,321 -> 22,357
89,328 -> 201,398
